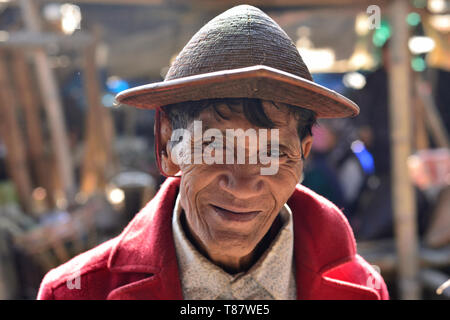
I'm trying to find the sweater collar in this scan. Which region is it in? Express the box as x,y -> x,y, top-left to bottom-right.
171,193 -> 297,300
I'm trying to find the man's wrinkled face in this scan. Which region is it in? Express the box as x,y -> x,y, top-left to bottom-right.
169,101 -> 311,262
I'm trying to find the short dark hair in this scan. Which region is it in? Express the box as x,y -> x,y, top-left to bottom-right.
163,98 -> 316,140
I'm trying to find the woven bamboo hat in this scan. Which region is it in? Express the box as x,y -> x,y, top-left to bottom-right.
115,5 -> 359,118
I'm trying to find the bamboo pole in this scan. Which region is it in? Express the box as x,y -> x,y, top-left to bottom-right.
0,51 -> 34,213
387,0 -> 421,300
11,51 -> 55,208
80,33 -> 116,195
420,269 -> 450,298
0,31 -> 93,50
19,0 -> 76,204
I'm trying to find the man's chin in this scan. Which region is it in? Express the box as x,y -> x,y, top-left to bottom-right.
206,235 -> 258,255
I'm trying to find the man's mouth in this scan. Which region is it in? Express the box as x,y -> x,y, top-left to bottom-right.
210,204 -> 261,222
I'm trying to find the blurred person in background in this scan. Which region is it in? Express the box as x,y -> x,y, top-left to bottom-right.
348,42 -> 430,240
302,121 -> 346,209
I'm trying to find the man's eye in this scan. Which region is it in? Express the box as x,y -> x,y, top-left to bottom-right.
268,149 -> 286,157
202,141 -> 222,150
202,140 -> 217,147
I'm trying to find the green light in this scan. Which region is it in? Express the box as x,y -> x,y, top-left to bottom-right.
411,56 -> 426,72
407,12 -> 421,26
373,33 -> 386,47
372,20 -> 392,47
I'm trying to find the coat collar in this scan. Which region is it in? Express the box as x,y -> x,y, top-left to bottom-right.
287,186 -> 378,299
107,177 -> 378,300
107,177 -> 183,299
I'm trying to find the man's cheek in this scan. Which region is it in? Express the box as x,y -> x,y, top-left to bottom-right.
180,170 -> 210,213
266,170 -> 301,203
273,165 -> 302,185
179,162 -> 195,175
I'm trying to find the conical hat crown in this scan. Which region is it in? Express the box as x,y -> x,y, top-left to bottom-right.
165,5 -> 313,82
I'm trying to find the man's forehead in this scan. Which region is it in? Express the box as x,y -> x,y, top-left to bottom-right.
180,101 -> 301,149
186,100 -> 294,128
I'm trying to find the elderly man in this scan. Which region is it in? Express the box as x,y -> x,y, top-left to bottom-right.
38,5 -> 388,300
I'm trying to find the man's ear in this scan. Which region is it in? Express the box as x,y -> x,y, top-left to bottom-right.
157,110 -> 180,176
301,135 -> 313,160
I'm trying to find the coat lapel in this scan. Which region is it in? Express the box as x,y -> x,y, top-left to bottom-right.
288,185 -> 380,300
107,177 -> 183,300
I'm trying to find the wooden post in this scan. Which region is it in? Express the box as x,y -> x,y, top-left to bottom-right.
0,51 -> 34,213
387,0 -> 421,299
19,0 -> 76,204
11,51 -> 55,208
80,34 -> 116,195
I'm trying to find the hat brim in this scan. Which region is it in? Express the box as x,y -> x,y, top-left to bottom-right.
115,65 -> 359,118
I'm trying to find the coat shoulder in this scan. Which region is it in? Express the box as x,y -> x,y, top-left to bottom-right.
37,237 -> 119,299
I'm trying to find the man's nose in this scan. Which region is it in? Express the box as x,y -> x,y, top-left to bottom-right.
217,165 -> 264,198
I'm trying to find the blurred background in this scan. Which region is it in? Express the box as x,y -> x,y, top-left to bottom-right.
0,0 -> 449,300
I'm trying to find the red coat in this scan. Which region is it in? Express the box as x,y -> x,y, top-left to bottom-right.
37,177 -> 389,300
